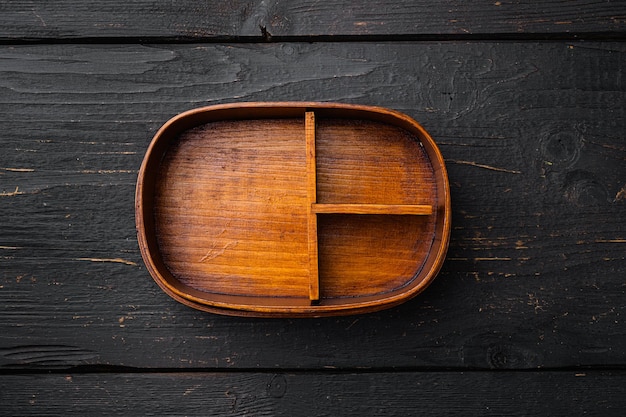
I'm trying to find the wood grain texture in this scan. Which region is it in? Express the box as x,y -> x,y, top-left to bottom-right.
0,1 -> 624,40
312,204 -> 433,215
137,104 -> 447,316
1,42 -> 625,369
1,371 -> 624,416
305,111 -> 320,301
154,119 -> 310,298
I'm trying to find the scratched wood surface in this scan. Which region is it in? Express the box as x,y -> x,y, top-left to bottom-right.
1,0 -> 624,39
1,372 -> 625,416
1,2 -> 625,416
2,41 -> 624,367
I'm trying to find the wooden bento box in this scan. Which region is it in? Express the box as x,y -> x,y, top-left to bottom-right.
135,102 -> 450,317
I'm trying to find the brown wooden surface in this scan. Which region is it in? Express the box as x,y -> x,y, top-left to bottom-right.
312,204 -> 433,215
306,111 -> 320,301
154,118 -> 310,299
137,103 -> 449,316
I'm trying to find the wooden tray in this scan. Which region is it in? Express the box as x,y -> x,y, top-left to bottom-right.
135,102 -> 450,317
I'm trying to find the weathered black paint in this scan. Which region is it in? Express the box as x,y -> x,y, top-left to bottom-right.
0,2 -> 624,415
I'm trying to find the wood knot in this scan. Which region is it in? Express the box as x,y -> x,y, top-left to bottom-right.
562,170 -> 609,207
539,124 -> 583,170
487,343 -> 539,369
267,374 -> 287,398
487,344 -> 519,369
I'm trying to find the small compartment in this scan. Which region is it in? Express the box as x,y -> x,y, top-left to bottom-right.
317,214 -> 435,298
315,118 -> 436,206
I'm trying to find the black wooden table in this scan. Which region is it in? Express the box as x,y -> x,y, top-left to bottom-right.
1,2 -> 625,415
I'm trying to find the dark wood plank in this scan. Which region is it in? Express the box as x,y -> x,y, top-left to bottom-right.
1,42 -> 625,370
1,371 -> 624,416
0,1 -> 624,40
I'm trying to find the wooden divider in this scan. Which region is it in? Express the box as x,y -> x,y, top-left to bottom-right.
306,112 -> 320,301
312,203 -> 433,215
305,111 -> 433,303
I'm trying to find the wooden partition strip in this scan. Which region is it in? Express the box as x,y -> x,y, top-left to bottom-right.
312,203 -> 433,215
305,111 -> 319,301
